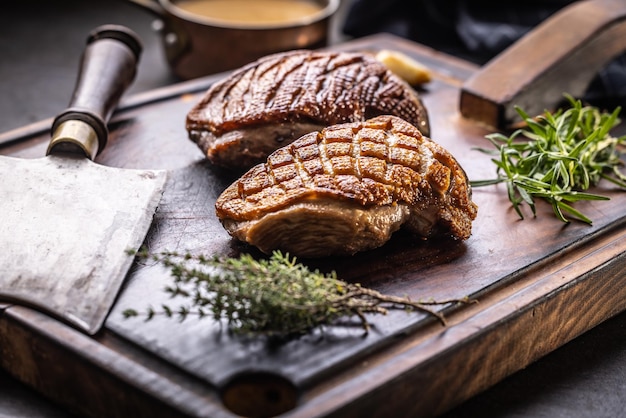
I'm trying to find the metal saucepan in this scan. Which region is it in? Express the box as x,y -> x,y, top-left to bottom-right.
129,0 -> 340,79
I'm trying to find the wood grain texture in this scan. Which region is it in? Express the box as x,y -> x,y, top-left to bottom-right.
0,34 -> 625,418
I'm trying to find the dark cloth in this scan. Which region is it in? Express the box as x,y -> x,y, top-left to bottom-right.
343,0 -> 626,108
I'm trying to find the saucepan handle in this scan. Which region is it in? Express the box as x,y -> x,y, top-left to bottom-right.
460,0 -> 626,129
47,25 -> 142,160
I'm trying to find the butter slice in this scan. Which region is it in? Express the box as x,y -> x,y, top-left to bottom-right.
376,49 -> 432,86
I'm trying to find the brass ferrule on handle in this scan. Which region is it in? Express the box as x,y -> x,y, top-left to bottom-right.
48,120 -> 100,160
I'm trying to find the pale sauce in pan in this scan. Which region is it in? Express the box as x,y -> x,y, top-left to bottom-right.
174,0 -> 324,25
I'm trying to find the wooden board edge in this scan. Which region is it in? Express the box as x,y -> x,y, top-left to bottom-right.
284,224 -> 626,417
0,309 -> 232,418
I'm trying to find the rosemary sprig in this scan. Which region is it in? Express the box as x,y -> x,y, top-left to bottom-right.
123,250 -> 472,337
471,95 -> 626,224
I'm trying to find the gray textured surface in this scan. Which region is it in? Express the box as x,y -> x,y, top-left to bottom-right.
0,1 -> 624,417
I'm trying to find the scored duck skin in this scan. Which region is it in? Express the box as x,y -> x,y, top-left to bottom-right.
215,115 -> 478,258
186,50 -> 430,170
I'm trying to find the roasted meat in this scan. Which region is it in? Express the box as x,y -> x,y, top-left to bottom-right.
186,50 -> 430,170
215,115 -> 478,258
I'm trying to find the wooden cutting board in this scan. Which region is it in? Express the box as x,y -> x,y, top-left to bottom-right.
0,30 -> 625,418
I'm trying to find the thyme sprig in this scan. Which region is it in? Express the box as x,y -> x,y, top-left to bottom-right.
123,250 -> 472,337
471,95 -> 626,224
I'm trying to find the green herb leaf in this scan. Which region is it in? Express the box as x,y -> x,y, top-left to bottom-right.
124,250 -> 474,337
470,95 -> 626,224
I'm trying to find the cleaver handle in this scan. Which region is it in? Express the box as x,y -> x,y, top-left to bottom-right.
48,25 -> 142,160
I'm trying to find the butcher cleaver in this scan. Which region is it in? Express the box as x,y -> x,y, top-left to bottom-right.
0,25 -> 167,335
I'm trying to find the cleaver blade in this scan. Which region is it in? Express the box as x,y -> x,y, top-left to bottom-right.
0,25 -> 167,335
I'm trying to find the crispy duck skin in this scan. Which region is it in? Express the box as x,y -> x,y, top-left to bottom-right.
186,50 -> 430,170
215,115 -> 478,258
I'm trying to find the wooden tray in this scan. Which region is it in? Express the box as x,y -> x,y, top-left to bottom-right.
1,30 -> 625,418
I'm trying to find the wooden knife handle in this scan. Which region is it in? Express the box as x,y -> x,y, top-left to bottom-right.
460,0 -> 626,130
48,25 -> 142,159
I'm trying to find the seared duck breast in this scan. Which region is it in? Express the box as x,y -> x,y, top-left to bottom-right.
186,50 -> 430,170
215,115 -> 477,258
